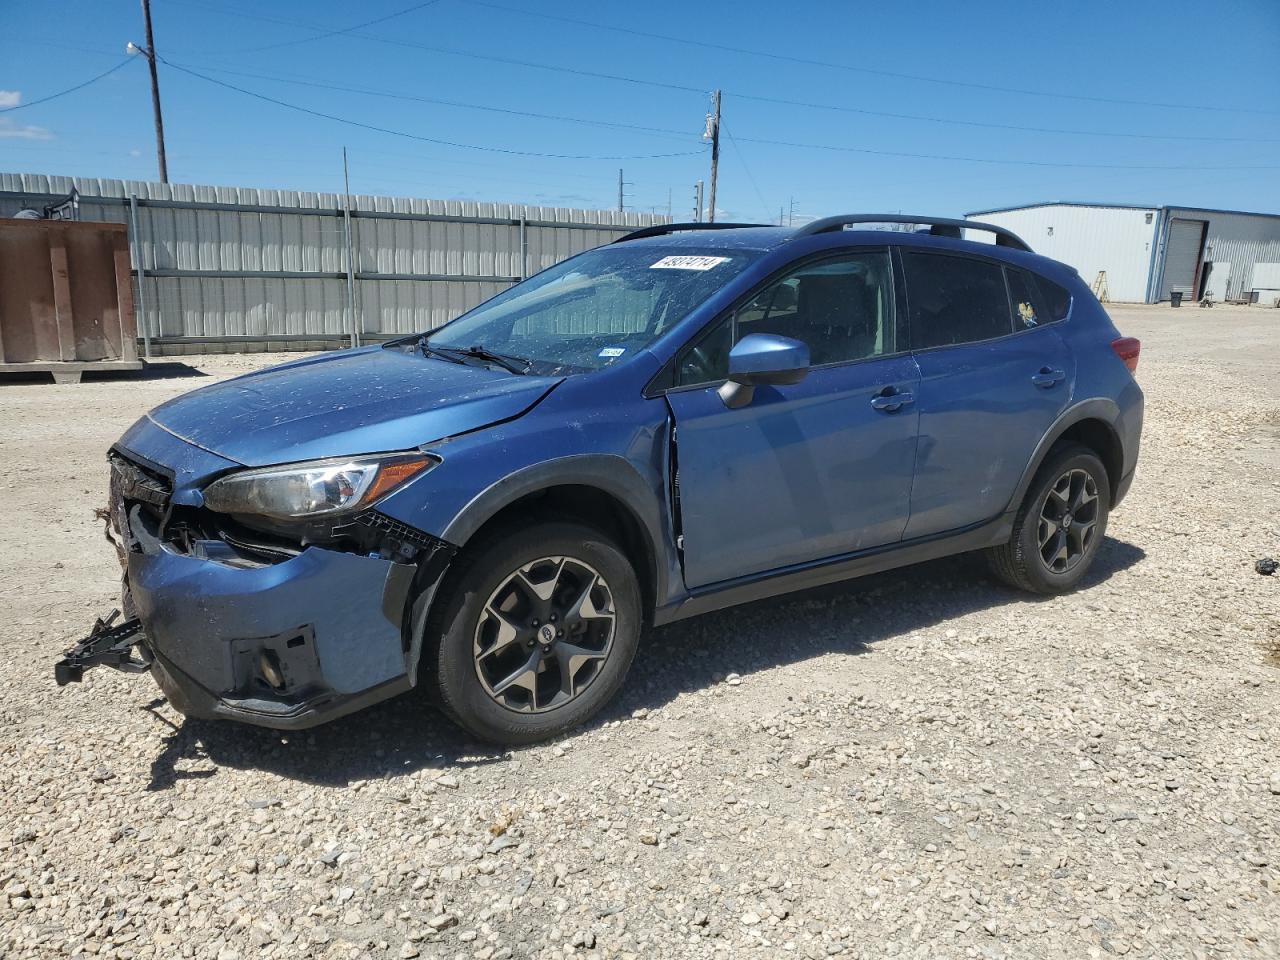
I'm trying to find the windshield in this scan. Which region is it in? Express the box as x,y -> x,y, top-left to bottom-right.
426,246 -> 758,375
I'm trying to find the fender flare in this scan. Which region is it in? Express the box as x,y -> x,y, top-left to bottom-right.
1006,398 -> 1124,514
447,452 -> 671,607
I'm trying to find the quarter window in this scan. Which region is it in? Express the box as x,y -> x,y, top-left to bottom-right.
903,252 -> 1012,349
677,251 -> 895,385
1006,268 -> 1048,330
1036,275 -> 1073,321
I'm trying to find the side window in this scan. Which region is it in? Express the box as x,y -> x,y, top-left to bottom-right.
1035,275 -> 1073,322
903,252 -> 1013,349
677,317 -> 734,385
676,251 -> 895,385
1006,268 -> 1049,330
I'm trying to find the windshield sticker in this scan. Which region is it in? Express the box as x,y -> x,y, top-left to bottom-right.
649,255 -> 730,271
599,347 -> 626,358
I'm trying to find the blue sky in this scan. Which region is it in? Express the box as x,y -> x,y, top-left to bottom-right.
4,0 -> 1279,220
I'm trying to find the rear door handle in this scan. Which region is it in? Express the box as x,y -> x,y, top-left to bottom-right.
871,387 -> 914,412
1031,367 -> 1066,389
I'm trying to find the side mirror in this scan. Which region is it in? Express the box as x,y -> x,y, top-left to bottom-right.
718,333 -> 810,409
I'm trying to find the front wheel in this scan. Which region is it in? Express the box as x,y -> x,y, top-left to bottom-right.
986,444 -> 1110,594
426,521 -> 642,745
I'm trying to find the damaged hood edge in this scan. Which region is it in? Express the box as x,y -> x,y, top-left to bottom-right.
142,347 -> 564,467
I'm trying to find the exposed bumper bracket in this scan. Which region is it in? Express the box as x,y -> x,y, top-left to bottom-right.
54,609 -> 151,686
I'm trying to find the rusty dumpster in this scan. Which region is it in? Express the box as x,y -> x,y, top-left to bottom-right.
0,218 -> 143,383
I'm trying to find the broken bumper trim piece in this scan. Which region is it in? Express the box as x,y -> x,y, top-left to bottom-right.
147,645 -> 414,730
54,610 -> 151,686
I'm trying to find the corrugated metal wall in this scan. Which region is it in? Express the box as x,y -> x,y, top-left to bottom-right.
0,173 -> 667,351
966,204 -> 1158,303
1158,208 -> 1280,302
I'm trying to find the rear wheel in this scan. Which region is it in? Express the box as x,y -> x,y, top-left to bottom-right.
986,444 -> 1109,594
427,521 -> 641,745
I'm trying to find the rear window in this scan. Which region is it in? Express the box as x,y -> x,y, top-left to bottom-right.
903,252 -> 1012,349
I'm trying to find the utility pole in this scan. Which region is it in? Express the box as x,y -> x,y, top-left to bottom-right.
788,196 -> 797,227
705,90 -> 721,223
128,0 -> 169,182
617,168 -> 624,213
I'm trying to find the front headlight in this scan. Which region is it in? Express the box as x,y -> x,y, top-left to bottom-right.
203,453 -> 436,521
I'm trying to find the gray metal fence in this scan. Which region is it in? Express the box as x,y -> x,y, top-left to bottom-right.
0,173 -> 667,355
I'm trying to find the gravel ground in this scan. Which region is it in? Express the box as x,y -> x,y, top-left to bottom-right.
1,304 -> 1278,960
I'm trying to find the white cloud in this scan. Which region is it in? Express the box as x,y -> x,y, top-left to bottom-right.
0,117 -> 53,140
0,90 -> 20,108
129,148 -> 142,158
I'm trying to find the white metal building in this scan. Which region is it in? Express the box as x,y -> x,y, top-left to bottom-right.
964,202 -> 1280,304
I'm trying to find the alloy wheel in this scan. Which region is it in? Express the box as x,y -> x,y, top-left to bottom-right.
473,556 -> 616,713
1037,468 -> 1099,574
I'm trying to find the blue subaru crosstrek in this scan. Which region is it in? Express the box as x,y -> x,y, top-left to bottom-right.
57,215 -> 1143,744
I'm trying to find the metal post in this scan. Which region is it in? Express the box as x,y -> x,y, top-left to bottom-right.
140,0 -> 168,183
707,90 -> 721,223
617,169 -> 624,213
128,194 -> 151,360
341,147 -> 358,349
694,181 -> 704,222
519,212 -> 528,280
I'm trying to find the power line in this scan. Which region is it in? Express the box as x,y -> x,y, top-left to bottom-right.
463,0 -> 1280,117
0,59 -> 136,113
722,124 -> 772,222
169,1 -> 708,94
731,133 -> 1280,171
170,3 -> 1279,145
726,90 -> 1280,145
163,55 -> 1276,174
161,59 -> 706,160
169,60 -> 697,140
239,0 -> 445,53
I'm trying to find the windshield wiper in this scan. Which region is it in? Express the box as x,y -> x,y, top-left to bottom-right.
413,336 -> 466,365
433,344 -> 532,375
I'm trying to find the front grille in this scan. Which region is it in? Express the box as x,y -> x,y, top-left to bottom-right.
108,451 -> 172,505
108,451 -> 173,544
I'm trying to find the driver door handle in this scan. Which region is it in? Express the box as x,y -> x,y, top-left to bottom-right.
871,387 -> 914,413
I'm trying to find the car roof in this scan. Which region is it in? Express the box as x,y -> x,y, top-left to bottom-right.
616,226 -> 793,252
612,219 -> 1074,281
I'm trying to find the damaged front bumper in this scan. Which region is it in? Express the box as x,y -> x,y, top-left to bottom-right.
128,524 -> 421,729
57,423 -> 454,730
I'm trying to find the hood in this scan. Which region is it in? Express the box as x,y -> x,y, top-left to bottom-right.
147,346 -> 560,466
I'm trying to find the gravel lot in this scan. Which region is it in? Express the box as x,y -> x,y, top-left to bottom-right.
2,304 -> 1278,960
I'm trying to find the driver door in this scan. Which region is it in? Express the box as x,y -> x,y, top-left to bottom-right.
665,250 -> 921,588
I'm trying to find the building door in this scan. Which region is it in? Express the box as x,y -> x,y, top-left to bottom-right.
1200,261 -> 1232,301
1161,218 -> 1208,301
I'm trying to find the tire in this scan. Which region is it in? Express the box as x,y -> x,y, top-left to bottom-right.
986,443 -> 1110,594
425,521 -> 642,745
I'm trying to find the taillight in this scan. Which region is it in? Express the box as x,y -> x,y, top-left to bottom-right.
1111,337 -> 1140,373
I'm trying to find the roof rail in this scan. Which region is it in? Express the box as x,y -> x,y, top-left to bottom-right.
792,214 -> 1032,252
612,221 -> 770,244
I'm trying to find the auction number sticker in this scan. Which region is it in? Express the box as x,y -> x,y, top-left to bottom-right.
649,255 -> 730,271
